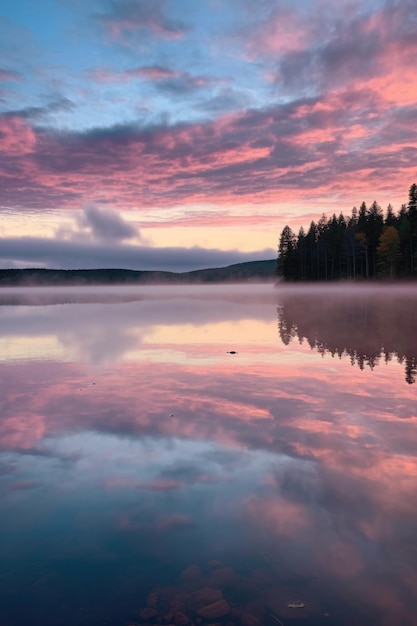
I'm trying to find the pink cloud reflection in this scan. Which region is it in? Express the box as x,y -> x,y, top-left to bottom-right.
0,334 -> 416,623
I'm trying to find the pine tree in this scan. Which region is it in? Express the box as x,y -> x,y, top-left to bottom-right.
377,226 -> 400,278
278,226 -> 297,280
407,183 -> 417,274
276,185 -> 417,281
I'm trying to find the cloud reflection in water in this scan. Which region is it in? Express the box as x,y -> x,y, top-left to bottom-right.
0,284 -> 416,625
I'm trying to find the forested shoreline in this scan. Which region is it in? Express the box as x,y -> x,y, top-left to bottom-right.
278,184 -> 417,281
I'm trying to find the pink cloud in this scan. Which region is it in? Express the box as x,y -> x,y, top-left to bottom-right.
312,537 -> 363,579
87,65 -> 180,84
156,513 -> 194,530
0,413 -> 45,450
96,0 -> 187,44
244,8 -> 313,58
242,0 -> 417,127
0,69 -> 21,81
128,65 -> 179,80
137,478 -> 184,491
103,476 -> 139,490
5,480 -> 39,492
0,116 -> 36,155
0,80 -> 413,216
103,477 -> 184,491
0,329 -> 416,477
245,494 -> 312,538
105,16 -> 184,41
142,212 -> 282,229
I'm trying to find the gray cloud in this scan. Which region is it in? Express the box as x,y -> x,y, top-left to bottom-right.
197,87 -> 254,113
153,73 -> 220,96
3,97 -> 75,122
79,204 -> 139,241
0,235 -> 274,272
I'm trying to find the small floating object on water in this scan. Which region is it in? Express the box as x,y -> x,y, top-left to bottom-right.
287,601 -> 306,609
227,350 -> 237,354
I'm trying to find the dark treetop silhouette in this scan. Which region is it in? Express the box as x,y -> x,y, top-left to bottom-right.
277,183 -> 417,281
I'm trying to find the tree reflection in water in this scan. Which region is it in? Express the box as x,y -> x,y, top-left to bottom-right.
277,290 -> 417,384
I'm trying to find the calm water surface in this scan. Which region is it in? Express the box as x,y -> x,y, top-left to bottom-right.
0,284 -> 416,626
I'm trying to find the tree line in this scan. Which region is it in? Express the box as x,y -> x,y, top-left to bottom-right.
278,183 -> 417,280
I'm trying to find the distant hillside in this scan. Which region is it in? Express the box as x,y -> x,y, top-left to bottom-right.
183,259 -> 277,282
0,260 -> 277,286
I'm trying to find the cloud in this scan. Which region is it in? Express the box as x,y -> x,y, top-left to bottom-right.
87,65 -> 180,83
0,413 -> 46,450
0,68 -> 21,81
96,0 -> 188,43
0,79 -> 414,215
244,0 -> 417,101
149,73 -> 227,97
156,513 -> 195,531
78,204 -> 139,241
0,284 -> 278,366
136,478 -> 184,491
130,65 -> 178,80
2,98 -> 75,122
0,480 -> 40,497
0,235 -> 274,271
87,64 -> 225,96
197,87 -> 254,113
241,2 -> 313,58
0,115 -> 37,155
0,1 -> 415,220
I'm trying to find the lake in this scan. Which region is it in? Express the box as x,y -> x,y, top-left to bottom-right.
0,283 -> 416,626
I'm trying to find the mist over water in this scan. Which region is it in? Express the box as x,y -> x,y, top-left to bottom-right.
0,283 -> 416,626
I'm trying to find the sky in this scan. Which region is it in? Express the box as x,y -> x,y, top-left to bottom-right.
0,0 -> 416,271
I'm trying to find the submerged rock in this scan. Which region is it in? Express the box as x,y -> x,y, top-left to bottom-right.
172,611 -> 190,625
241,613 -> 263,626
197,600 -> 230,619
180,565 -> 203,583
147,591 -> 160,608
191,587 -> 223,610
139,607 -> 159,620
208,567 -> 236,589
169,597 -> 187,614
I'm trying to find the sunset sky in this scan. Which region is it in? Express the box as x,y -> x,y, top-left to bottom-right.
1,0 -> 416,270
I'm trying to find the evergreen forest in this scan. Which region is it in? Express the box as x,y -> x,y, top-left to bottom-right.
277,183 -> 417,281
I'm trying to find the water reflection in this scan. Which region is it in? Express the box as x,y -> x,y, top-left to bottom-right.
0,285 -> 416,626
0,284 -> 277,364
277,287 -> 417,384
